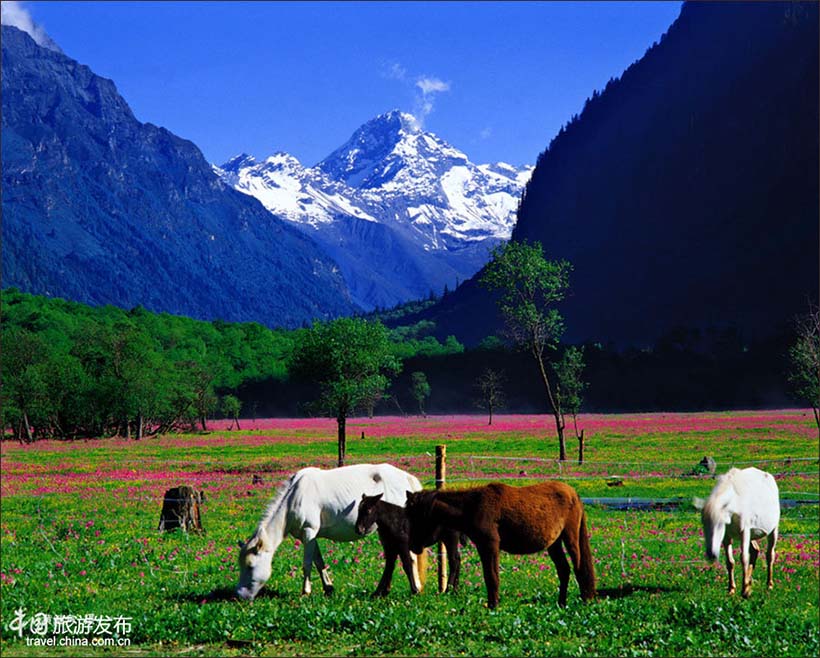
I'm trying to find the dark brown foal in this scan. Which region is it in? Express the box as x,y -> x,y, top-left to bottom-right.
355,493 -> 464,596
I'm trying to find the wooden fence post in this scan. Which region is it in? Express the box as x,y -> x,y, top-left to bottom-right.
436,444 -> 447,593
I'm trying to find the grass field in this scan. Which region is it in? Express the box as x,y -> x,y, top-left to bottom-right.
1,411 -> 818,656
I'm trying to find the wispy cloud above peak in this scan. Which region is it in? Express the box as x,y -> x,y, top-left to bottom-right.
415,76 -> 450,95
413,75 -> 451,127
381,60 -> 451,128
1,1 -> 61,51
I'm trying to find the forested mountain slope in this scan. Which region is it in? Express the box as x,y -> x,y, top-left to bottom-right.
411,1 -> 818,348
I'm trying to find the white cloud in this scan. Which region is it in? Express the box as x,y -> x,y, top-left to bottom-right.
413,75 -> 451,126
480,126 -> 493,140
415,76 -> 450,95
1,1 -> 60,51
381,63 -> 452,128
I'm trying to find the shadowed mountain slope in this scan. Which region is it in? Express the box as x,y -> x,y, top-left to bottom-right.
1,25 -> 356,328
405,1 -> 818,348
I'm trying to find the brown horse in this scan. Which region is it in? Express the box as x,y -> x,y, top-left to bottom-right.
405,481 -> 596,609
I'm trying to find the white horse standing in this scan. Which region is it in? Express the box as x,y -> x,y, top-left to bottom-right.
694,467 -> 780,598
236,463 -> 423,601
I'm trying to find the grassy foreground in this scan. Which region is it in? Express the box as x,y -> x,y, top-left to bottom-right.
1,411 -> 818,656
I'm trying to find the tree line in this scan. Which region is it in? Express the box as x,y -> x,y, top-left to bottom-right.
3,237 -> 816,455
0,289 -> 463,442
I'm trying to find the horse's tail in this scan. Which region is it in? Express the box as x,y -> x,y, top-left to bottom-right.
577,507 -> 597,601
415,548 -> 428,591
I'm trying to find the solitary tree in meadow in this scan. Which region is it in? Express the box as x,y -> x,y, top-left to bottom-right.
221,394 -> 242,430
788,305 -> 820,437
290,318 -> 400,466
475,368 -> 505,426
554,346 -> 587,462
410,371 -> 431,416
480,239 -> 573,460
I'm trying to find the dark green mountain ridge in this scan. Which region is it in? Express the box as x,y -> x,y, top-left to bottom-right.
404,1 -> 818,349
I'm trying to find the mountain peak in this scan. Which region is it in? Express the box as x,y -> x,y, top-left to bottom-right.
263,151 -> 302,168
1,19 -> 63,54
369,109 -> 422,134
316,110 -> 447,188
220,153 -> 257,172
217,108 -> 533,310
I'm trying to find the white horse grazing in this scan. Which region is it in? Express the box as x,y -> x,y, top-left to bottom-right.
694,467 -> 780,598
236,463 -> 423,601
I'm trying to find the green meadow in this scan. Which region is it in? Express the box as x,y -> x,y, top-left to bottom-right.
1,411 -> 818,656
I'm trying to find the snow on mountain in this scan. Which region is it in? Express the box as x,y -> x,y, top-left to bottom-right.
215,152 -> 379,227
215,110 -> 533,309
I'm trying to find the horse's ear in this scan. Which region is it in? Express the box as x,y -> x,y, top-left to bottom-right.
692,497 -> 706,510
257,527 -> 272,551
374,492 -> 383,502
237,540 -> 244,549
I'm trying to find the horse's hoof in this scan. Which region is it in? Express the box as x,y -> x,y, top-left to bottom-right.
741,589 -> 751,599
323,586 -> 335,597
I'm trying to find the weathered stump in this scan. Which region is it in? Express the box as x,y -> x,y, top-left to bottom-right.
158,486 -> 205,533
698,456 -> 717,475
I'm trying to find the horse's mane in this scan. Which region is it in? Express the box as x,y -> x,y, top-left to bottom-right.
255,473 -> 297,533
703,468 -> 743,517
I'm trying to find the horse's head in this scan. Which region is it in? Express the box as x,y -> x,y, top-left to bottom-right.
236,528 -> 274,601
404,490 -> 438,554
355,493 -> 382,536
694,492 -> 733,562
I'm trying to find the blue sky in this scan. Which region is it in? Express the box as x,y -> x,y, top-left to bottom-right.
13,1 -> 682,168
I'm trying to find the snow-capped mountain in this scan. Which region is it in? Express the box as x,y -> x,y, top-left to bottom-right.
215,111 -> 532,310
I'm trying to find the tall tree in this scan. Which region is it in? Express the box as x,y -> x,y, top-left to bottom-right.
480,240 -> 573,460
475,368 -> 505,426
221,394 -> 242,431
554,346 -> 587,462
788,305 -> 820,437
291,318 -> 400,466
410,371 -> 431,416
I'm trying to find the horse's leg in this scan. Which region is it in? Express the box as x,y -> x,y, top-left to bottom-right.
749,539 -> 760,578
301,538 -> 316,595
302,525 -> 333,594
547,542 -> 571,608
723,539 -> 736,595
560,518 -> 590,601
445,531 -> 461,592
398,546 -> 422,595
312,542 -> 334,595
476,539 -> 501,609
766,528 -> 778,590
373,547 -> 398,597
740,528 -> 753,598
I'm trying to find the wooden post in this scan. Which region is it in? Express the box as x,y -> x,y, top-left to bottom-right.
436,444 -> 447,593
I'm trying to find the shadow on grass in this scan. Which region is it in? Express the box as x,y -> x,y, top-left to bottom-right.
596,584 -> 682,600
174,586 -> 290,604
